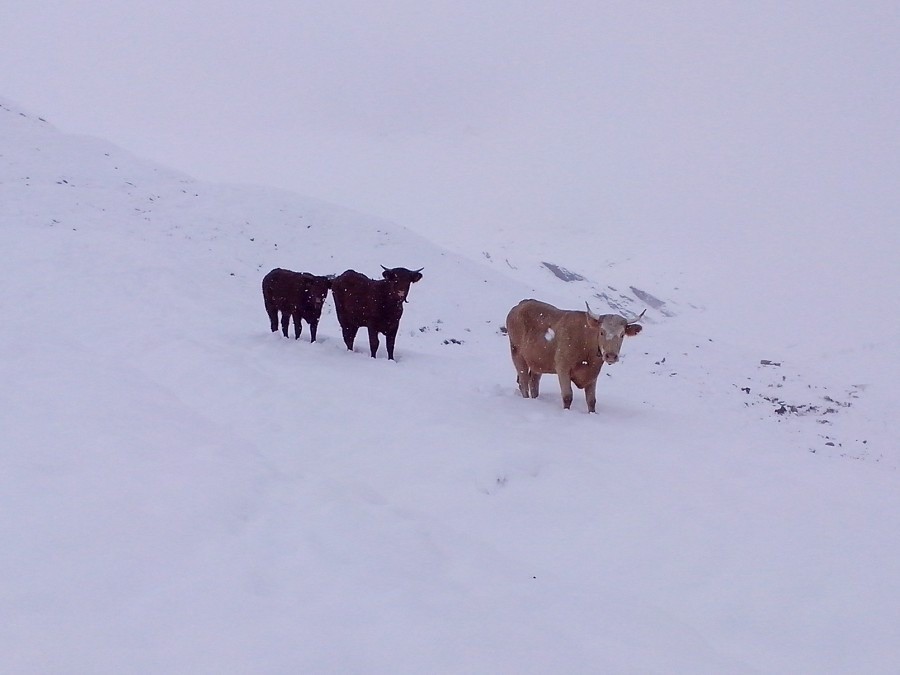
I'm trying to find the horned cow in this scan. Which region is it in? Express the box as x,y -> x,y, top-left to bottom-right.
331,266 -> 423,359
505,299 -> 644,413
262,268 -> 332,342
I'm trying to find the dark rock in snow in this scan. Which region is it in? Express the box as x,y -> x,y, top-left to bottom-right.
541,262 -> 585,282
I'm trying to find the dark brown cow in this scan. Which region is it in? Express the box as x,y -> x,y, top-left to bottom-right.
262,268 -> 332,342
331,266 -> 423,359
505,299 -> 644,413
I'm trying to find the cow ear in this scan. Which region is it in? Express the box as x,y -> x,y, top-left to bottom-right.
625,324 -> 643,336
412,272 -> 423,283
382,269 -> 394,280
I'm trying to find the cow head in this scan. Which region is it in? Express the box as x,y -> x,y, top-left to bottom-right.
586,303 -> 644,365
381,266 -> 424,302
301,273 -> 332,313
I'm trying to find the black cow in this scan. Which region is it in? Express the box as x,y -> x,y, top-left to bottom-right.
262,268 -> 332,342
331,266 -> 423,359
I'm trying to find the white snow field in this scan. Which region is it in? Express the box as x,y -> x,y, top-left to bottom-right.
2,97 -> 899,673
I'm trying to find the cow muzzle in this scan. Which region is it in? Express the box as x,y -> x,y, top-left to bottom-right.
604,353 -> 619,365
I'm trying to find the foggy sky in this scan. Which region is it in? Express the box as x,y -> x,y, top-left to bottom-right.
3,1 -> 899,350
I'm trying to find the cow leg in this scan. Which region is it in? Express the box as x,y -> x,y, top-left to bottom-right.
309,320 -> 318,343
516,372 -> 530,398
265,300 -> 279,333
510,346 -> 531,398
557,371 -> 574,410
367,327 -> 380,358
293,312 -> 303,340
529,372 -> 541,398
280,311 -> 291,338
341,325 -> 358,351
385,329 -> 397,360
584,379 -> 598,414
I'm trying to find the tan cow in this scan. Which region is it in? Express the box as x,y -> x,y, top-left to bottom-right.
505,299 -> 644,413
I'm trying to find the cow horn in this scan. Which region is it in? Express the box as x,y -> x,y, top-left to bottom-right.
627,309 -> 647,324
414,267 -> 424,273
585,302 -> 600,321
381,265 -> 389,271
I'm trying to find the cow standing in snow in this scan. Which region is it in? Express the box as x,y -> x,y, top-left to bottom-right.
262,268 -> 332,342
505,299 -> 644,413
330,266 -> 423,359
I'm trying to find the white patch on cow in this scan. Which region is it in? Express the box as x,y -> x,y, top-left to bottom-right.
544,328 -> 555,342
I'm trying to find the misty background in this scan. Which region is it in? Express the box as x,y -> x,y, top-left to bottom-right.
3,1 -> 899,355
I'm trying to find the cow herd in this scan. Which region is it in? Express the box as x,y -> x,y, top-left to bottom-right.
262,266 -> 644,413
262,266 -> 423,360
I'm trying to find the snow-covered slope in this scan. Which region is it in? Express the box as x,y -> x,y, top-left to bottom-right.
2,97 -> 898,673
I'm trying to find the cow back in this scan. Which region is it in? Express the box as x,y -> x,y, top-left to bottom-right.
332,267 -> 422,333
507,299 -> 603,375
331,270 -> 378,326
262,268 -> 295,297
262,268 -> 331,319
506,299 -> 566,373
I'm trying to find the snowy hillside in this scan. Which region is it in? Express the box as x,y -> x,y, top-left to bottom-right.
2,97 -> 899,673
